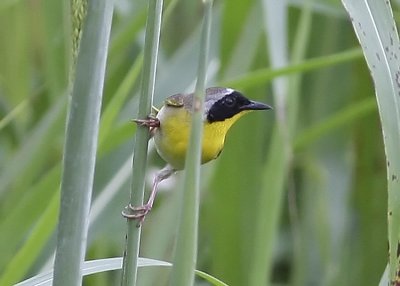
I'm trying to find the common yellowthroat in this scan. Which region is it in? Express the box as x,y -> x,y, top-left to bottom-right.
123,87 -> 272,222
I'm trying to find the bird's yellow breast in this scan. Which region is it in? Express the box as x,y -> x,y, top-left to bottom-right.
153,105 -> 245,170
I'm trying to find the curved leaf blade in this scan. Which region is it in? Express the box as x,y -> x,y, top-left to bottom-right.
342,0 -> 400,283
16,257 -> 228,286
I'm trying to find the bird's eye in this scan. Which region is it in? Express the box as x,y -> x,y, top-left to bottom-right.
224,97 -> 235,107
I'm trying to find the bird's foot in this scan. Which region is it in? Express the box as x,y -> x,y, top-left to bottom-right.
132,115 -> 160,128
122,203 -> 152,227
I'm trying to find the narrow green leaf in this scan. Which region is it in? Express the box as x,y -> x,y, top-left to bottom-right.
0,99 -> 28,132
42,0 -> 69,97
223,48 -> 363,89
0,97 -> 65,198
0,166 -> 60,273
0,192 -> 59,286
98,52 -> 143,145
341,0 -> 400,283
53,1 -> 114,285
170,1 -> 213,285
220,0 -> 254,77
120,0 -> 163,284
16,257 -> 229,286
16,258 -> 170,286
249,1 -> 313,285
294,97 -> 377,150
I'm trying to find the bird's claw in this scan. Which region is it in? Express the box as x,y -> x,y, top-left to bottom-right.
122,203 -> 152,227
132,116 -> 160,128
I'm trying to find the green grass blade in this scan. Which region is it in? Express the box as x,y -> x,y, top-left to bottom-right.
43,0 -> 69,97
98,52 -> 143,145
0,192 -> 59,286
248,1 -> 289,285
379,265 -> 390,286
169,1 -> 213,285
294,97 -> 377,150
120,0 -> 163,285
223,47 -> 362,89
16,257 -> 228,286
219,0 -> 253,77
52,1 -> 114,285
249,1 -> 312,285
0,97 -> 65,198
341,0 -> 400,283
0,99 -> 28,132
16,258 -> 170,286
0,165 -> 60,274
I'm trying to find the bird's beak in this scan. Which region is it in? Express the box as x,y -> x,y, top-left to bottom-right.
242,100 -> 273,111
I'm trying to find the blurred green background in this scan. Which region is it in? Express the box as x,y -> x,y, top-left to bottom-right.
0,0 -> 392,285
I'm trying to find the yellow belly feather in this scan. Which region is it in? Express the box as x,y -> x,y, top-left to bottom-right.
154,106 -> 245,170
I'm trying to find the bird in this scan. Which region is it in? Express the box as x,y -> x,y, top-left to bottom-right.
122,87 -> 272,224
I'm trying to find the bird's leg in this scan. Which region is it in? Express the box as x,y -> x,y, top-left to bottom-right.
122,165 -> 176,226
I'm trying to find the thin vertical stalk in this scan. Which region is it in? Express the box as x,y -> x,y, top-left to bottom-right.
249,1 -> 312,285
169,1 -> 213,285
52,0 -> 114,285
120,0 -> 163,285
